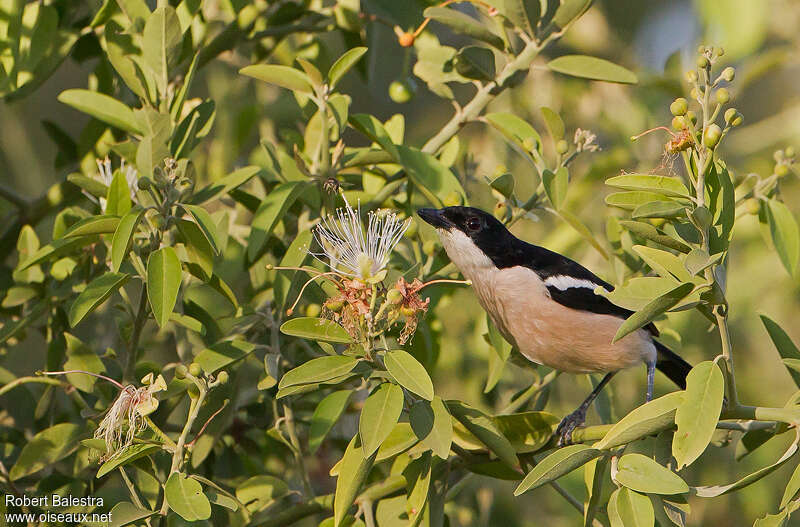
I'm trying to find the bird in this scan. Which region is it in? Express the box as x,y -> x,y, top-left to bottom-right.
416,206 -> 692,445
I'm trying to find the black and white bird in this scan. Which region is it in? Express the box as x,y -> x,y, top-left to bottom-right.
417,206 -> 692,445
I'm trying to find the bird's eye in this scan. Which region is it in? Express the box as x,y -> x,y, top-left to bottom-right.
466,217 -> 481,231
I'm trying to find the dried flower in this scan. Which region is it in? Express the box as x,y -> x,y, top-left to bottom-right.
313,197 -> 410,281
574,128 -> 600,153
93,385 -> 155,459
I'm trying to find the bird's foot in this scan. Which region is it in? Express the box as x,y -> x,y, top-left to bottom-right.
555,407 -> 587,447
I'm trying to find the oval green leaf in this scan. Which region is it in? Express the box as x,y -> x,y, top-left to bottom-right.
410,396 -> 453,459
97,444 -> 161,478
423,7 -> 504,49
334,435 -> 377,527
616,453 -> 689,495
613,282 -> 694,343
68,272 -> 130,327
310,390 -> 353,454
328,47 -> 367,89
62,215 -> 120,238
111,207 -> 145,271
384,349 -> 434,400
165,472 -> 211,521
359,383 -> 404,456
279,355 -> 360,389
448,400 -> 518,469
280,317 -> 353,343
547,55 -> 638,84
672,361 -> 724,469
514,444 -> 602,495
595,391 -> 684,450
58,89 -> 142,134
9,423 -> 86,480
606,174 -> 690,198
239,64 -> 313,94
147,246 -> 182,328
608,487 -> 654,527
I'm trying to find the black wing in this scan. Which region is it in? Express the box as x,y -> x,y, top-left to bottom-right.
496,239 -> 659,336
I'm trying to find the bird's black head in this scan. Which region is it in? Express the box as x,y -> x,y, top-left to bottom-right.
417,207 -> 514,267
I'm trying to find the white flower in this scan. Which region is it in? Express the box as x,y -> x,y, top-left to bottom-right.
313,196 -> 409,281
94,158 -> 139,212
93,385 -> 153,459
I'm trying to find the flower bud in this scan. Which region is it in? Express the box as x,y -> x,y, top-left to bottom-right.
776,164 -> 790,177
386,288 -> 404,305
730,113 -> 743,127
175,364 -> 188,379
671,116 -> 687,131
785,147 -> 795,158
670,98 -> 688,116
217,371 -> 229,384
189,362 -> 203,377
305,303 -> 321,317
715,87 -> 730,105
714,47 -> 725,57
137,177 -> 153,190
745,198 -> 760,215
686,70 -> 698,83
697,45 -> 707,54
556,139 -> 569,155
704,124 -> 722,148
721,67 -> 735,82
696,56 -> 709,69
690,87 -> 700,100
724,108 -> 737,124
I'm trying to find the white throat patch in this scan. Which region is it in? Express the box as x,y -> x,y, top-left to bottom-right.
437,228 -> 495,278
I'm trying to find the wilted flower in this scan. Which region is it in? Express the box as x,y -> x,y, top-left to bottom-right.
313,197 -> 410,281
94,385 -> 155,459
574,128 -> 600,153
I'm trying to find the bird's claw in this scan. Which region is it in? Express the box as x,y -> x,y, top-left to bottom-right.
555,407 -> 587,447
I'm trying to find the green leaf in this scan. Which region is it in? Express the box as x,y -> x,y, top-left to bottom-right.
397,145 -> 467,207
165,472 -> 211,521
106,502 -> 157,527
606,174 -> 690,198
147,246 -> 182,328
190,166 -> 260,204
334,435 -> 377,527
106,171 -> 132,216
239,64 -> 313,94
780,461 -> 800,509
279,356 -> 360,388
608,487 -> 654,527
280,317 -> 354,343
410,396 -> 453,459
97,444 -> 161,478
606,191 -> 681,210
63,333 -> 105,393
615,453 -> 689,494
542,167 -> 568,210
360,383 -> 405,456
296,58 -> 323,89
632,200 -> 687,220
178,219 -> 214,279
672,361 -> 725,469
514,444 -> 602,495
760,314 -> 800,387
328,47 -> 367,89
248,181 -> 308,261
58,89 -> 141,134
619,220 -> 691,253
541,106 -> 565,141
384,349 -> 434,400
766,199 -> 800,276
548,55 -> 638,84
349,113 -> 399,158
613,283 -> 694,342
485,112 -> 541,155
310,390 -> 353,454
142,6 -> 182,97
111,205 -> 145,272
447,400 -> 518,468
632,245 -> 692,283
486,0 -> 539,34
62,215 -> 120,238
375,422 -> 418,461
493,411 -> 560,453
235,475 -> 289,512
454,45 -> 496,80
9,423 -> 86,480
17,236 -> 98,271
424,7 -> 504,49
194,340 -> 256,374
181,204 -> 220,255
404,451 -> 432,523
595,391 -> 684,450
68,272 -> 130,327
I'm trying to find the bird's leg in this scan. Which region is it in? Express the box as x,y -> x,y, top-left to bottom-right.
556,372 -> 616,447
646,359 -> 656,402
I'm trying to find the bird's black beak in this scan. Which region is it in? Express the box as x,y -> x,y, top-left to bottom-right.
417,208 -> 452,230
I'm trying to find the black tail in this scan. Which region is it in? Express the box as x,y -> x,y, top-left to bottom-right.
654,340 -> 692,389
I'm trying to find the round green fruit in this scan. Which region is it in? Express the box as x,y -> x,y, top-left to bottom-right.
389,79 -> 416,103
670,98 -> 688,116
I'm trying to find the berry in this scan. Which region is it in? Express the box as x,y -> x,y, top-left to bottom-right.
704,124 -> 722,148
724,108 -> 737,124
398,32 -> 415,47
389,79 -> 416,103
217,371 -> 229,384
189,362 -> 203,377
672,116 -> 687,131
721,67 -> 735,82
776,164 -> 790,177
745,198 -> 760,215
696,56 -> 709,69
715,88 -> 730,105
556,139 -> 569,154
305,303 -> 321,317
175,364 -> 188,379
670,98 -> 688,116
785,147 -> 795,158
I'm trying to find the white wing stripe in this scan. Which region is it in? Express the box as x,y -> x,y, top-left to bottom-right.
544,275 -> 599,291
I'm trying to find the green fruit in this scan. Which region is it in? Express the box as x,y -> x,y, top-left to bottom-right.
670,98 -> 688,116
556,139 -> 569,154
724,108 -> 737,124
175,364 -> 188,379
776,164 -> 790,177
305,303 -> 321,317
137,177 -> 152,190
217,371 -> 229,384
745,198 -> 760,215
189,362 -> 203,377
696,56 -> 709,69
785,147 -> 795,158
704,124 -> 722,148
389,79 -> 416,103
686,70 -> 698,83
386,288 -> 404,305
731,114 -> 743,127
721,67 -> 735,82
672,116 -> 687,131
715,88 -> 730,104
